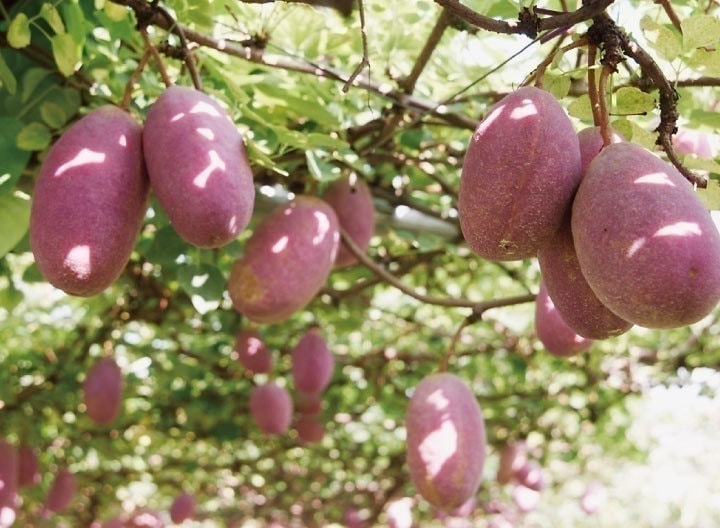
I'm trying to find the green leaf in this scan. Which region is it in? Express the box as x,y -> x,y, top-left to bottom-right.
40,102 -> 68,129
177,264 -> 225,314
567,94 -> 594,121
686,48 -> 720,76
697,180 -> 720,210
614,87 -> 656,116
0,52 -> 17,95
103,2 -> 128,21
21,69 -> 52,103
0,192 -> 31,258
41,3 -> 66,35
0,118 -> 31,194
144,225 -> 187,268
51,34 -> 81,76
611,118 -> 657,151
16,122 -> 51,151
60,0 -> 88,46
681,15 -> 720,51
640,16 -> 681,62
543,71 -> 571,100
7,13 -> 31,49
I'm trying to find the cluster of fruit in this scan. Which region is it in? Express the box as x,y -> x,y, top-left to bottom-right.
29,85 -> 376,327
459,85 -> 720,355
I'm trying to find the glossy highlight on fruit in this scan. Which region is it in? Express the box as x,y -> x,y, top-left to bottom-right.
228,196 -> 340,324
234,328 -> 272,374
459,86 -> 581,260
405,373 -> 486,510
30,105 -> 148,296
535,282 -> 594,357
321,174 -> 375,267
572,142 -> 720,328
83,357 -> 123,426
143,86 -> 255,248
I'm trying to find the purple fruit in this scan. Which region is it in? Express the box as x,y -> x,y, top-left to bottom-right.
321,174 -> 375,267
17,445 -> 40,488
496,441 -> 527,485
459,86 -> 581,260
0,440 -> 18,519
143,86 -> 255,248
45,468 -> 76,513
294,418 -> 325,444
577,126 -> 624,174
295,392 -> 322,417
234,328 -> 272,374
169,491 -> 196,523
535,282 -> 593,357
250,382 -> 293,435
30,106 -> 148,296
406,373 -> 486,510
291,328 -> 334,394
84,357 -> 123,425
538,220 -> 633,339
572,142 -> 720,328
228,196 -> 340,324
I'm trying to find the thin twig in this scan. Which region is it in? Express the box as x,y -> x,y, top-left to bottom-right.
342,0 -> 369,93
438,315 -> 475,372
121,48 -> 152,110
154,4 -> 203,90
656,0 -> 683,32
597,65 -> 613,146
340,226 -> 536,310
530,37 -> 588,88
141,29 -> 172,87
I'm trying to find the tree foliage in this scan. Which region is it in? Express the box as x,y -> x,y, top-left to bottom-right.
1,0 -> 719,526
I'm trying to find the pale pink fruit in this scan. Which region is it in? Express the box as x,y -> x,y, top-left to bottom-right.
17,445 -> 40,487
84,356 -> 123,425
234,328 -> 272,374
250,383 -> 293,435
45,468 -> 76,513
169,491 -> 196,523
496,442 -> 527,485
291,328 -> 334,394
512,484 -> 540,513
294,418 -> 325,444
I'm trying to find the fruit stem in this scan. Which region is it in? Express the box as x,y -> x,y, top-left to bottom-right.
597,65 -> 613,147
121,48 -> 152,111
141,29 -> 173,88
586,44 -> 602,127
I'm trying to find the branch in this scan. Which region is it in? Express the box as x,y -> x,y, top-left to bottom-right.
339,226 -> 536,311
239,0 -> 354,16
342,0 -> 369,93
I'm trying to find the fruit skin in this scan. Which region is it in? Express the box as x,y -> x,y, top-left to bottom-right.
30,105 -> 148,296
45,468 -> 76,513
406,373 -> 486,510
576,126 -> 624,174
83,357 -> 123,425
459,86 -> 582,260
538,220 -> 633,339
572,142 -> 720,328
321,175 -> 375,267
673,129 -> 714,159
0,440 -> 18,519
234,328 -> 272,374
291,327 -> 334,394
515,460 -> 544,491
294,418 -> 325,444
535,282 -> 594,357
250,382 -> 293,435
295,392 -> 322,417
169,492 -> 196,523
17,445 -> 40,488
496,441 -> 527,485
143,85 -> 255,248
228,196 -> 340,324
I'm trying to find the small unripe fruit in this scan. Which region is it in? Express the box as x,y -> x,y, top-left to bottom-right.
459,86 -> 581,260
234,328 -> 272,374
294,418 -> 325,444
538,221 -> 632,340
514,460 -> 544,491
535,282 -> 593,357
291,328 -> 334,394
228,196 -> 340,324
83,357 -> 123,425
322,174 -> 375,267
17,445 -> 40,488
572,142 -> 720,328
170,492 -> 196,523
250,382 -> 293,435
406,373 -> 486,510
30,106 -> 148,296
496,441 -> 527,485
143,86 -> 255,248
45,468 -> 76,513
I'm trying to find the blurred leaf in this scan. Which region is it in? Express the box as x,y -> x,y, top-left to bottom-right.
16,122 -> 51,151
21,69 -> 52,103
40,102 -> 67,129
568,94 -> 594,121
698,180 -> 720,210
640,16 -> 681,61
51,34 -> 81,76
0,52 -> 17,95
177,264 -> 225,314
0,192 -> 31,258
681,15 -> 720,51
543,71 -> 571,100
7,13 -> 31,49
41,3 -> 66,35
0,118 -> 30,194
614,87 -> 656,115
